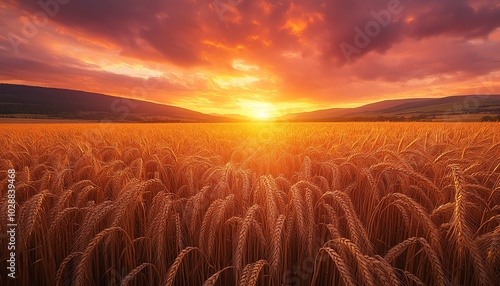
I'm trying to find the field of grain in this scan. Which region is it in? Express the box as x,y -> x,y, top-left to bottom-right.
0,123 -> 499,285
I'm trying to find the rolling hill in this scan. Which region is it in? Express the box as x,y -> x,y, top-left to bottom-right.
284,95 -> 500,122
0,84 -> 230,122
1,84 -> 499,122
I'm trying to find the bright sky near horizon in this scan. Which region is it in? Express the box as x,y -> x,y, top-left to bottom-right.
1,0 -> 499,118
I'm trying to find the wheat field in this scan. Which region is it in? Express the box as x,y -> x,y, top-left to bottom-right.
0,122 -> 499,285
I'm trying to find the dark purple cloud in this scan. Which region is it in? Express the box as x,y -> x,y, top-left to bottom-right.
10,0 -> 500,66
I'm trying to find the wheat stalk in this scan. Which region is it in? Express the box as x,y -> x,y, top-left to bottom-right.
164,247 -> 203,286
120,263 -> 156,286
234,204 -> 260,271
312,247 -> 356,286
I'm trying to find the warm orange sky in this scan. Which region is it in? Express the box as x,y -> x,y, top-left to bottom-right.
1,0 -> 499,118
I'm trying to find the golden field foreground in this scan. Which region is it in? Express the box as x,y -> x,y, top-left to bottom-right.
0,123 -> 499,286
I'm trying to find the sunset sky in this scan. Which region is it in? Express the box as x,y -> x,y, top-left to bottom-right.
1,0 -> 500,118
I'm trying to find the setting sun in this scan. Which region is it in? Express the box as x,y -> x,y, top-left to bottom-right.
257,110 -> 269,119
238,101 -> 276,119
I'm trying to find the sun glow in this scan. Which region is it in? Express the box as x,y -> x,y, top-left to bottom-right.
257,110 -> 269,119
238,101 -> 276,120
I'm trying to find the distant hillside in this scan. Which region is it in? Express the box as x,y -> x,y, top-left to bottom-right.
211,113 -> 253,121
1,84 -> 499,122
0,84 -> 231,122
284,95 -> 500,122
